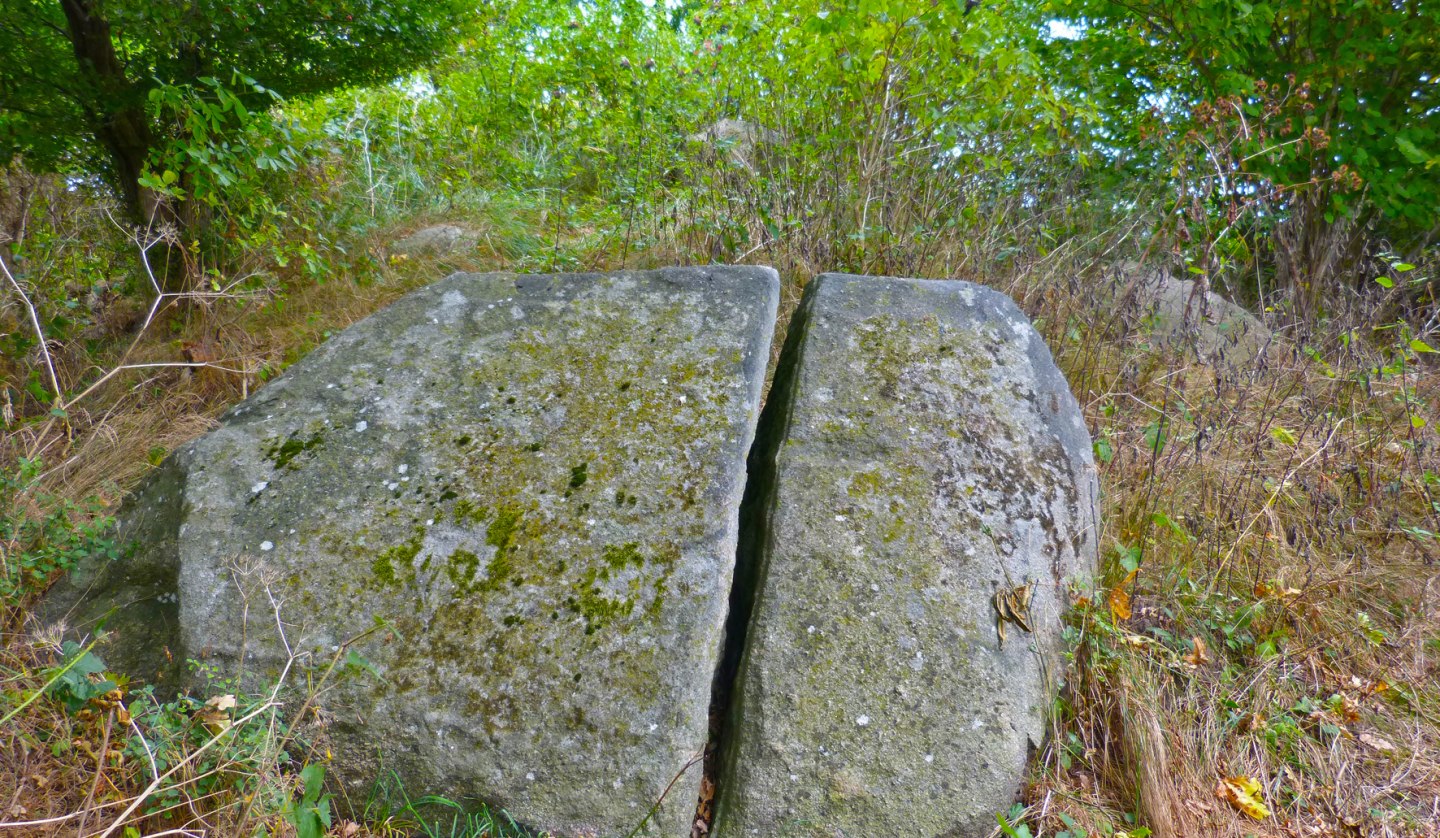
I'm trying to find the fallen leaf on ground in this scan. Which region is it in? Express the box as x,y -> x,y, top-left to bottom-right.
1335,693 -> 1360,723
197,694 -> 237,734
1109,569 -> 1137,621
1217,775 -> 1271,820
1184,635 -> 1211,666
1358,733 -> 1395,752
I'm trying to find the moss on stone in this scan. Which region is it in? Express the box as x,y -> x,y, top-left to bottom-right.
371,526 -> 425,590
485,504 -> 523,551
446,548 -> 481,593
264,428 -> 326,470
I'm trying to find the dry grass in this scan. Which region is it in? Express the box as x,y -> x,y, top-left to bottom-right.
1008,255 -> 1440,837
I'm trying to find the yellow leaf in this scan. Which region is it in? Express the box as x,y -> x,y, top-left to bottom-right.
1336,693 -> 1360,723
1217,775 -> 1270,820
1108,569 -> 1137,621
198,694 -> 237,735
1183,635 -> 1211,667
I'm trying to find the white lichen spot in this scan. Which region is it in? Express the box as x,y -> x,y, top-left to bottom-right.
960,286 -> 976,305
251,481 -> 268,494
924,754 -> 934,764
612,779 -> 623,790
790,774 -> 800,782
260,541 -> 274,552
856,715 -> 870,726
648,723 -> 658,732
326,383 -> 335,389
354,421 -> 368,432
386,482 -> 400,491
526,772 -> 535,781
834,514 -> 847,522
972,718 -> 985,729
426,519 -> 435,526
807,625 -> 816,634
397,464 -> 408,474
870,583 -> 880,592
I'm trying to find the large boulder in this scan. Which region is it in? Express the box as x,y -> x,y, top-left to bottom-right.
390,224 -> 479,257
686,119 -> 779,175
44,267 -> 779,837
714,274 -> 1098,837
1115,264 -> 1273,366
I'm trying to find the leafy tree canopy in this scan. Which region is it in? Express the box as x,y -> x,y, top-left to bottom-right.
0,0 -> 469,219
1045,0 -> 1439,248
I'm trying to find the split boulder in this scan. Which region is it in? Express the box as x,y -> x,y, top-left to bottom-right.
714,274 -> 1098,837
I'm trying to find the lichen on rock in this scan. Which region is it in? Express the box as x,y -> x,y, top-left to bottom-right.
45,266 -> 779,838
714,274 -> 1098,838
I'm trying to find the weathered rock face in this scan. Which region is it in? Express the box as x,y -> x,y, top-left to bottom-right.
1114,264 -> 1273,366
45,267 -> 779,837
391,224 -> 479,256
686,119 -> 778,175
714,274 -> 1098,838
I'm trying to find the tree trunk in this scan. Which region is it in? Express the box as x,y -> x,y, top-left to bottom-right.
59,0 -> 190,293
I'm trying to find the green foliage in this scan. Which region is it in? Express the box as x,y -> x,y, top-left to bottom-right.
1046,0 -> 1439,249
997,806 -> 1036,838
123,660 -> 293,818
0,457 -> 116,602
363,770 -> 533,837
45,640 -> 118,712
283,764 -> 333,838
0,0 -> 469,227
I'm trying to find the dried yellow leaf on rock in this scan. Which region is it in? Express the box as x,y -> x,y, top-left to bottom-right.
1109,569 -> 1137,621
1217,775 -> 1270,820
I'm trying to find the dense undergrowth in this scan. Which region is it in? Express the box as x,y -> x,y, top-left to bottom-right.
3,0 -> 1438,835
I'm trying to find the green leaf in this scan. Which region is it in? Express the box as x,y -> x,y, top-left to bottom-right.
300,763 -> 325,804
1395,263 -> 1416,272
1373,276 -> 1394,289
1270,427 -> 1297,446
1397,138 -> 1430,165
343,650 -> 383,680
1143,420 -> 1167,455
1118,543 -> 1143,573
1410,339 -> 1437,354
